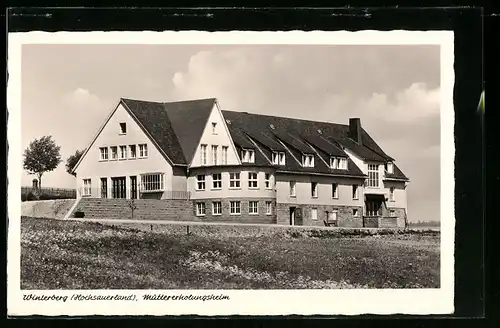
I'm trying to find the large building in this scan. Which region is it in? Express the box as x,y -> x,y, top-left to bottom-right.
70,97 -> 409,227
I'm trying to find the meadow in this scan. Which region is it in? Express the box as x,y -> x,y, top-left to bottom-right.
21,217 -> 440,289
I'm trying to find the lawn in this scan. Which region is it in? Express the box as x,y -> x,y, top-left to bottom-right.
21,217 -> 440,289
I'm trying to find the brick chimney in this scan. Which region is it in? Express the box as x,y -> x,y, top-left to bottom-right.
349,118 -> 362,144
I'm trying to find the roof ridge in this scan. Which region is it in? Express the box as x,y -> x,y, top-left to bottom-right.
221,109 -> 349,127
121,97 -> 217,106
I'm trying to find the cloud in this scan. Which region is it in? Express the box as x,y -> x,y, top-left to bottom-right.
62,88 -> 105,113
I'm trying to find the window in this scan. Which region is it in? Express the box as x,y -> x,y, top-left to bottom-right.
386,162 -> 394,174
196,175 -> 206,190
367,164 -> 380,187
311,208 -> 318,220
211,145 -> 218,165
230,201 -> 241,215
289,181 -> 296,197
212,173 -> 222,189
99,147 -> 108,161
119,122 -> 127,134
353,208 -> 359,217
266,201 -> 272,215
389,187 -> 395,201
140,173 -> 164,192
302,154 -> 314,167
222,146 -> 228,165
352,185 -> 359,199
200,144 -> 207,165
196,202 -> 206,216
272,151 -> 286,165
249,201 -> 259,215
311,182 -> 318,198
330,157 -> 347,170
138,144 -> 148,158
248,172 -> 258,188
212,202 -> 222,216
83,179 -> 91,197
212,122 -> 217,134
100,178 -> 107,198
265,173 -> 272,189
241,148 -> 255,163
390,210 -> 396,217
110,146 -> 118,160
332,183 -> 338,199
129,145 -> 136,159
119,145 -> 127,160
229,172 -> 240,188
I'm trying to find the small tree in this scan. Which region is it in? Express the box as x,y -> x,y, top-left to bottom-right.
66,149 -> 85,176
128,199 -> 138,219
23,135 -> 62,189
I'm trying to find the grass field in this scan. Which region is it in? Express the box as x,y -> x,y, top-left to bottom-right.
21,217 -> 440,290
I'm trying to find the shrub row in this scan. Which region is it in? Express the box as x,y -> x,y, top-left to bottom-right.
21,192 -> 75,202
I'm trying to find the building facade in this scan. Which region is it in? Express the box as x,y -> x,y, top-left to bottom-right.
70,97 -> 409,227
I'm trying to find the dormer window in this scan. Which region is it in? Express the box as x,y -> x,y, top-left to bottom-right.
386,162 -> 394,174
272,151 -> 286,165
302,154 -> 314,168
241,148 -> 255,163
212,122 -> 217,134
330,157 -> 348,170
119,122 -> 127,134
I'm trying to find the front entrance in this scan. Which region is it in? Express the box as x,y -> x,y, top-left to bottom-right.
365,194 -> 387,216
130,176 -> 138,199
111,177 -> 126,199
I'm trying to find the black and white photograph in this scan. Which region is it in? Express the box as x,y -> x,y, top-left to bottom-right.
8,31 -> 455,316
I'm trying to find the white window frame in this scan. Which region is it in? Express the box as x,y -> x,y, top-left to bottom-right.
119,122 -> 127,135
99,147 -> 108,161
311,182 -> 318,198
138,144 -> 148,158
249,201 -> 259,215
212,173 -> 222,189
140,173 -> 164,192
211,145 -> 218,165
289,181 -> 296,197
241,148 -> 255,163
230,201 -> 241,215
196,175 -> 206,191
229,172 -> 241,189
110,146 -> 118,160
352,185 -> 359,200
196,202 -> 206,216
330,157 -> 347,170
332,183 -> 338,199
119,145 -> 127,160
386,162 -> 394,174
129,145 -> 137,159
212,202 -> 222,216
265,173 -> 272,189
248,172 -> 258,189
222,146 -> 228,165
212,122 -> 217,134
272,151 -> 286,165
389,187 -> 395,201
302,154 -> 314,167
311,208 -> 318,221
367,164 -> 380,188
82,179 -> 91,197
266,201 -> 272,215
200,144 -> 207,165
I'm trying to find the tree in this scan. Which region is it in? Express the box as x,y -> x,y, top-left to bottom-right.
66,149 -> 85,176
23,135 -> 62,188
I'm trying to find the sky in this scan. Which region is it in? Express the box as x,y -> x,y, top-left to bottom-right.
20,44 -> 441,221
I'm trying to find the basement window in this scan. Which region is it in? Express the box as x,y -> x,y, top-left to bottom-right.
119,122 -> 127,134
196,202 -> 206,216
140,173 -> 164,192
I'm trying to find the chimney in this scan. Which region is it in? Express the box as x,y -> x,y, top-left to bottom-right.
349,118 -> 362,144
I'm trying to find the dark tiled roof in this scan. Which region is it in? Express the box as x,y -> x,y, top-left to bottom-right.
384,164 -> 409,181
121,98 -> 187,165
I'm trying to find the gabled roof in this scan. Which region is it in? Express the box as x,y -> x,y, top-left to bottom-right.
121,98 -> 216,166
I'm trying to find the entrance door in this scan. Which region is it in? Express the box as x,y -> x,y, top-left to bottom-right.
130,176 -> 138,199
111,177 -> 126,199
100,177 -> 107,198
289,207 -> 296,226
365,195 -> 384,216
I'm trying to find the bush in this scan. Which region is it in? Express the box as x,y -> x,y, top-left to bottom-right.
21,192 -> 37,202
74,211 -> 85,218
38,193 -> 71,200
